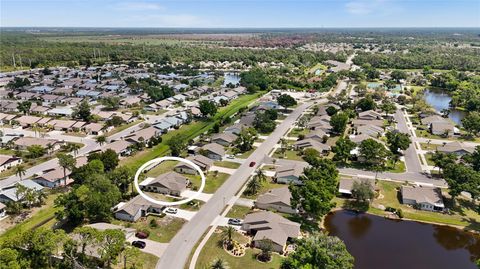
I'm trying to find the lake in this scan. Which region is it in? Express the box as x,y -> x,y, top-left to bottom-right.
423,88 -> 466,125
223,73 -> 240,87
324,210 -> 480,269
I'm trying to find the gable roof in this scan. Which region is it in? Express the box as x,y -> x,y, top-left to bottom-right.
401,185 -> 444,207
256,187 -> 292,207
143,172 -> 188,192
244,211 -> 300,246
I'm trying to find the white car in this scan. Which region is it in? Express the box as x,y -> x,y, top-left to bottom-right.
226,155 -> 235,159
165,207 -> 178,214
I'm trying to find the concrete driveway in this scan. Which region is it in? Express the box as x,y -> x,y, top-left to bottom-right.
126,235 -> 169,258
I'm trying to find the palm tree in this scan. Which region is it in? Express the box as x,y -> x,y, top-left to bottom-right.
280,138 -> 288,157
211,258 -> 229,269
256,169 -> 267,183
221,226 -> 235,246
245,177 -> 262,195
69,143 -> 81,157
96,135 -> 107,146
14,165 -> 26,181
57,153 -> 76,186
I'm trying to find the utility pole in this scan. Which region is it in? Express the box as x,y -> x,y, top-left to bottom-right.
12,54 -> 16,68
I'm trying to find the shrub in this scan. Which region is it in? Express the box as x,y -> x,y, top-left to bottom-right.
149,219 -> 158,228
397,209 -> 404,218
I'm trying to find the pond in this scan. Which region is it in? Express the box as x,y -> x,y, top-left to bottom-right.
223,73 -> 240,87
324,210 -> 480,269
423,88 -> 466,125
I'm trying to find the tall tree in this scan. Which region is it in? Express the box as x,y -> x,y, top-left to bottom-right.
73,100 -> 92,122
277,94 -> 297,109
359,139 -> 389,167
199,100 -> 218,117
462,112 -> 480,137
330,112 -> 349,134
281,232 -> 354,269
98,229 -> 126,268
289,159 -> 338,220
234,127 -> 256,152
95,135 -> 107,146
385,131 -> 411,154
17,101 -> 32,115
443,163 -> 480,203
14,165 -> 26,180
332,137 -> 356,163
57,153 -> 76,186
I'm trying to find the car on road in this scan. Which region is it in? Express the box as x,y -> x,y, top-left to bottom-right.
135,231 -> 149,239
165,207 -> 178,214
249,161 -> 256,167
132,241 -> 146,249
227,155 -> 235,159
228,218 -> 242,226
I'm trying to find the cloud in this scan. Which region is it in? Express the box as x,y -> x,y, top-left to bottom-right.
345,0 -> 400,15
115,2 -> 164,11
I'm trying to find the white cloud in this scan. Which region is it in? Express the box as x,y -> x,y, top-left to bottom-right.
115,2 -> 164,11
346,0 -> 400,15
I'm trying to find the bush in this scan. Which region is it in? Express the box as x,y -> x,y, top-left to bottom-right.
149,219 -> 158,228
397,209 -> 404,218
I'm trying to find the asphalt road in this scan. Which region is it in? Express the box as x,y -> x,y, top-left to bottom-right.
394,108 -> 423,173
155,101 -> 312,269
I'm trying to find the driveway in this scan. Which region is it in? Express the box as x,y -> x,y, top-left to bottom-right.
209,166 -> 236,175
235,197 -> 254,207
126,235 -> 169,258
164,208 -> 196,221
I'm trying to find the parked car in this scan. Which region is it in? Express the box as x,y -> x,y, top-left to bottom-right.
249,161 -> 256,167
132,241 -> 146,249
165,207 -> 178,214
228,218 -> 242,226
227,155 -> 235,159
135,231 -> 148,239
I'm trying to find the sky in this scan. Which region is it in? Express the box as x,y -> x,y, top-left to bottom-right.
1,0 -> 479,28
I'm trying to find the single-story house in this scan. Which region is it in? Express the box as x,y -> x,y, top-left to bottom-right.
242,211 -> 300,253
83,122 -> 105,135
274,163 -> 308,185
211,133 -> 238,146
0,180 -> 44,203
140,172 -> 189,196
174,155 -> 213,174
113,195 -> 163,222
436,141 -> 475,156
16,115 -> 42,128
430,121 -> 455,137
199,143 -> 225,161
33,167 -> 73,188
358,110 -> 382,120
401,185 -> 444,211
338,176 -> 376,196
13,137 -> 63,152
103,140 -> 132,156
294,138 -> 331,154
0,155 -> 22,173
0,202 -> 6,218
255,187 -> 298,214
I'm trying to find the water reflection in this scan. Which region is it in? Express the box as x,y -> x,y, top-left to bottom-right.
325,210 -> 479,269
423,89 -> 466,126
223,73 -> 240,87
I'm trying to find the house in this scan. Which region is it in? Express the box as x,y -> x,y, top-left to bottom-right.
83,122 -> 105,135
294,138 -> 331,154
103,140 -> 132,156
356,124 -> 384,138
139,172 -> 189,196
113,195 -> 163,222
430,121 -> 455,137
436,141 -> 475,156
274,163 -> 308,185
48,119 -> 77,131
16,115 -> 42,128
352,119 -> 384,128
174,155 -> 213,174
30,86 -> 54,93
13,137 -> 63,152
401,185 -> 444,211
0,202 -> 6,218
47,106 -> 74,117
255,187 -> 298,214
199,143 -> 225,161
0,180 -> 44,203
33,167 -> 73,188
224,123 -> 249,135
304,129 -> 329,141
125,127 -> 160,144
242,211 -> 300,253
338,176 -> 376,196
421,115 -> 445,126
0,155 -> 22,173
358,110 -> 382,120
211,133 -> 238,146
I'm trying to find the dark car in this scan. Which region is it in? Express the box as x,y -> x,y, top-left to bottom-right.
132,241 -> 146,249
249,161 -> 256,167
228,218 -> 242,226
135,231 -> 148,239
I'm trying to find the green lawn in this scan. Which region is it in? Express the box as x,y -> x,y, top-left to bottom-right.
0,193 -> 61,242
121,92 -> 263,171
214,161 -> 241,169
367,181 -> 480,231
241,180 -> 286,200
189,172 -> 229,193
226,205 -> 254,219
195,230 -> 283,269
288,128 -> 309,138
112,215 -> 185,243
425,153 -> 436,166
113,252 -> 158,269
145,160 -> 179,177
272,149 -> 304,161
385,160 -> 406,173
419,142 -> 439,151
106,120 -> 144,136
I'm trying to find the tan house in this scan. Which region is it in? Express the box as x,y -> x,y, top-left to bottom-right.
174,155 -> 213,174
0,155 -> 22,173
255,187 -> 298,214
140,172 -> 189,196
274,162 -> 308,185
242,211 -> 300,253
401,185 -> 444,211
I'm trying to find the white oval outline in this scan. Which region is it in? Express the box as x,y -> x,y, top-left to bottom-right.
134,156 -> 206,206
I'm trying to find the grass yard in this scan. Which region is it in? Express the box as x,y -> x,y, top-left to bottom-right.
214,161 -> 241,169
226,205 -> 254,219
195,230 -> 283,269
189,172 -> 229,193
0,155 -> 55,179
419,142 -> 439,151
113,252 -> 158,269
106,120 -> 144,136
121,92 -> 263,171
425,153 -> 436,166
385,160 -> 406,173
145,160 -> 179,177
288,128 -> 309,138
0,193 -> 61,242
241,180 -> 286,200
368,181 -> 480,231
112,215 -> 185,243
272,149 -> 304,161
